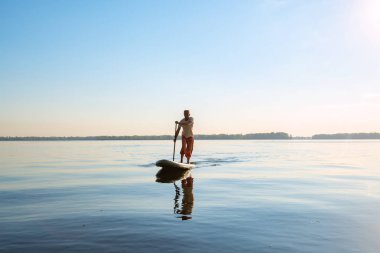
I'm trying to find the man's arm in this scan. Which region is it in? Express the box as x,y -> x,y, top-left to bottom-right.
176,118 -> 193,126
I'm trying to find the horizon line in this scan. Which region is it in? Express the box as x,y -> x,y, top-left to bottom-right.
1,132 -> 380,140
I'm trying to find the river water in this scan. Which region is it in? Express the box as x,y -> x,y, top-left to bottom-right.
0,140 -> 379,253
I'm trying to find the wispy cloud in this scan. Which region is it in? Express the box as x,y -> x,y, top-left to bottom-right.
362,93 -> 380,99
262,0 -> 291,8
316,101 -> 380,110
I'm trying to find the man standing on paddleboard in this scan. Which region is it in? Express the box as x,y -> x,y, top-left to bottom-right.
174,110 -> 194,164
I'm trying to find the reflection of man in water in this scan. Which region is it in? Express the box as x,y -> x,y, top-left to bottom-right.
174,176 -> 194,220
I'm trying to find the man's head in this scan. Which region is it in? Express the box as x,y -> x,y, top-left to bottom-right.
184,110 -> 190,119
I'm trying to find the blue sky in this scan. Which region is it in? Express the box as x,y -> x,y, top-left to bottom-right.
1,0 -> 379,136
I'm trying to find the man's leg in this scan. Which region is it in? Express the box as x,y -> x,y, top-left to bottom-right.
185,137 -> 194,164
180,136 -> 186,163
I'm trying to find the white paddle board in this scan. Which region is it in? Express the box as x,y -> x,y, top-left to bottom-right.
156,159 -> 195,170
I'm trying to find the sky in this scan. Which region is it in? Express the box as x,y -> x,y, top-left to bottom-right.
1,0 -> 379,136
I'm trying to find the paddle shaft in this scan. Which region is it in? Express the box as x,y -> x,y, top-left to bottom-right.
173,123 -> 178,161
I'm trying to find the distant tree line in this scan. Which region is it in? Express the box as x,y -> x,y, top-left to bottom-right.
0,132 -> 291,141
1,132 -> 380,141
312,133 -> 380,139
195,132 -> 291,140
0,135 -> 173,141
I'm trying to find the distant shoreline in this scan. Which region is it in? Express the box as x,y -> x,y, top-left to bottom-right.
1,132 -> 380,141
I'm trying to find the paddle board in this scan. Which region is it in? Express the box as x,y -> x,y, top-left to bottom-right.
156,159 -> 195,170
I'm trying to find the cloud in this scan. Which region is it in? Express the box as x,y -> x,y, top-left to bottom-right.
317,102 -> 380,110
262,0 -> 290,8
362,93 -> 380,99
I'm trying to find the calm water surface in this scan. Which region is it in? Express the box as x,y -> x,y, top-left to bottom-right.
0,140 -> 379,253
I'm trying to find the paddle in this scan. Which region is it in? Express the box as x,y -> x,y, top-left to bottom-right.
173,122 -> 178,161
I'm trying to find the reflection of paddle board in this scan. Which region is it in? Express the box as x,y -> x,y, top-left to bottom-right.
156,159 -> 195,170
155,167 -> 191,183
